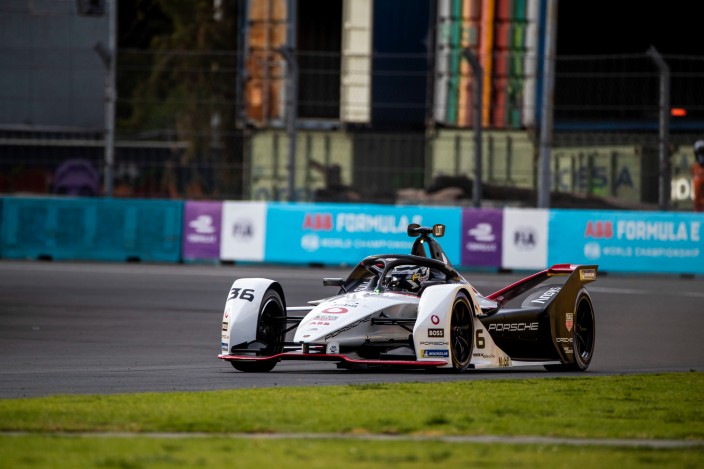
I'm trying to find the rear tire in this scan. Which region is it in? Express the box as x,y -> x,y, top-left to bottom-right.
231,288 -> 286,373
545,289 -> 595,372
449,291 -> 474,372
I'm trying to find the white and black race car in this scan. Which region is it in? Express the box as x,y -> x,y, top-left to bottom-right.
219,224 -> 597,372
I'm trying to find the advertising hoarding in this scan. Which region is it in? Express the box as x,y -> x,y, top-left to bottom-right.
264,203 -> 461,265
461,208 -> 503,268
220,201 -> 267,262
549,209 -> 704,274
501,208 -> 549,270
182,201 -> 222,261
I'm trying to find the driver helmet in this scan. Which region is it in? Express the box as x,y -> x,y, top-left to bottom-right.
695,140 -> 704,166
387,265 -> 429,293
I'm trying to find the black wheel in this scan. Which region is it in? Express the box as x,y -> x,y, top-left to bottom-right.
231,288 -> 286,373
545,289 -> 595,372
449,291 -> 474,372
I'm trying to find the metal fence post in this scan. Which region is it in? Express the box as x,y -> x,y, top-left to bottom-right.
94,0 -> 116,197
537,0 -> 558,209
647,46 -> 671,211
461,48 -> 483,208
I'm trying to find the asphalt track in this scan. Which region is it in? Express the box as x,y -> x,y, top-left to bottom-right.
1,260 -> 702,398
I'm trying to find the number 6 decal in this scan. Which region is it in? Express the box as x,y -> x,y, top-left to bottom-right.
475,329 -> 486,349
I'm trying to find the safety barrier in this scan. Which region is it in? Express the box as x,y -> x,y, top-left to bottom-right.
0,196 -> 182,262
2,196 -> 703,274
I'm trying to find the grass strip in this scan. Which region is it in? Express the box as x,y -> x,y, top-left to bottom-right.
0,435 -> 702,469
0,373 -> 702,440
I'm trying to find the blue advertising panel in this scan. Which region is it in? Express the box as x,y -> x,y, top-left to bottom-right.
548,209 -> 704,274
265,203 -> 462,265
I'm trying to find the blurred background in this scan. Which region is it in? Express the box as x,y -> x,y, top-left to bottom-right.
1,0 -> 702,210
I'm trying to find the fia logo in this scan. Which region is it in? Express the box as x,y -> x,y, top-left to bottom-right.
513,227 -> 536,250
232,219 -> 253,240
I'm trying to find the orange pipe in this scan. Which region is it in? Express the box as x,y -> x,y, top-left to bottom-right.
481,0 -> 495,127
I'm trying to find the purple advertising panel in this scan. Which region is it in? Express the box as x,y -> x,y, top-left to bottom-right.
182,201 -> 223,261
461,208 -> 503,267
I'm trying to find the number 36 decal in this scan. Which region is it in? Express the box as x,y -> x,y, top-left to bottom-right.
228,288 -> 255,302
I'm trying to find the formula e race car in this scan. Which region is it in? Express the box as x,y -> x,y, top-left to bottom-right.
218,224 -> 597,373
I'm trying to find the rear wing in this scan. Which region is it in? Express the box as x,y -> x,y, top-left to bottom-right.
486,264 -> 598,307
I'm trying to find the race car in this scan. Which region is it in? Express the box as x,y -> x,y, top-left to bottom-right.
219,223 -> 597,373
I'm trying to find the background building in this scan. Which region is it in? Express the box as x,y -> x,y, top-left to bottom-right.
1,0 -> 702,210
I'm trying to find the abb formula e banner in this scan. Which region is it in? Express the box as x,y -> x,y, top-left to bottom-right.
548,209 -> 704,274
264,203 -> 462,265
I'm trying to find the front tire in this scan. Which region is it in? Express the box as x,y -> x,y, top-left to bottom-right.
231,288 -> 286,373
449,291 -> 474,372
545,289 -> 595,372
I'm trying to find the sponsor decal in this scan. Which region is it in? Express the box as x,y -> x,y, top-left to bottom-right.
327,343 -> 339,354
469,223 -> 496,242
472,352 -> 496,359
584,242 -> 601,260
322,307 -> 348,314
313,315 -> 339,322
183,202 -> 222,259
585,220 -> 613,239
566,313 -> 574,332
498,356 -> 511,367
462,209 -> 502,267
222,321 -> 228,332
421,349 -> 449,358
428,328 -> 444,338
488,322 -> 539,332
224,309 -> 230,319
303,213 -> 333,231
335,214 -> 422,234
513,227 -> 537,250
324,316 -> 372,340
221,342 -> 228,350
187,215 -> 217,244
531,287 -> 561,304
301,233 -> 321,252
232,219 -> 254,241
420,341 -> 449,346
563,347 -> 574,354
580,269 -> 597,281
430,315 -> 440,325
585,220 -> 701,242
556,337 -> 573,343
221,333 -> 229,340
189,215 -> 216,234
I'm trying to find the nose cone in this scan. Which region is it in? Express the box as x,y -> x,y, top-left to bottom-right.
293,296 -> 374,344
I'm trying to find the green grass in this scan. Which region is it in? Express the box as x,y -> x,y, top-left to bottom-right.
0,373 -> 702,468
0,436 -> 701,469
1,373 -> 702,440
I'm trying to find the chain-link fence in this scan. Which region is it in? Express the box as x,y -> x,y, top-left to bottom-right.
2,43 -> 703,209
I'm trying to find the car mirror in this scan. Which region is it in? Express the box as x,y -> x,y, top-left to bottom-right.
432,224 -> 445,237
323,278 -> 344,287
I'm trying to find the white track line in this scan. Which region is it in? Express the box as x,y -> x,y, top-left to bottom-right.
2,432 -> 701,448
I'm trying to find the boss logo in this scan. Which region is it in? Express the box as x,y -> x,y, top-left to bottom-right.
428,328 -> 444,338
